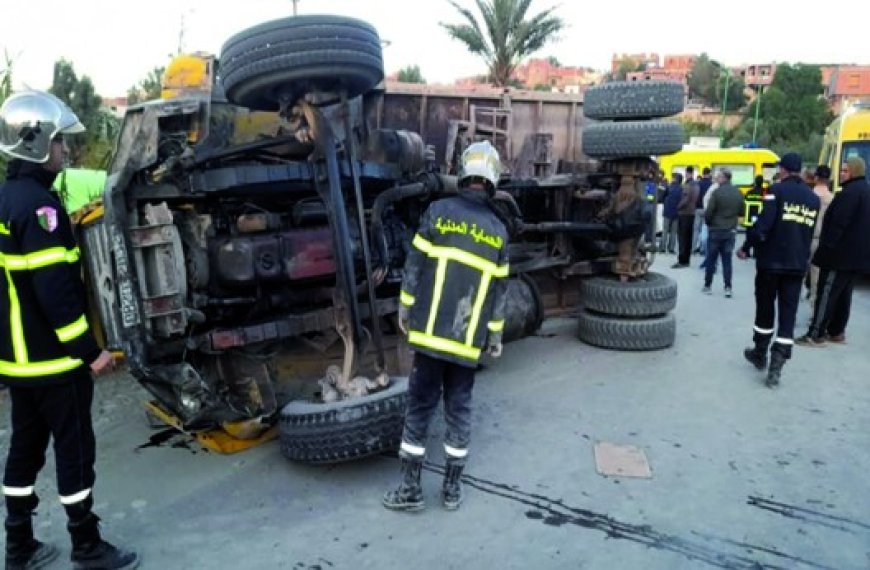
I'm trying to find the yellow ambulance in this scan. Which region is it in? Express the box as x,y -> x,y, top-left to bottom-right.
658,147 -> 780,226
819,103 -> 870,190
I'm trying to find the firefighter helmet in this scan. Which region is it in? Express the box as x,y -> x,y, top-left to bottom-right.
459,141 -> 501,191
0,90 -> 85,164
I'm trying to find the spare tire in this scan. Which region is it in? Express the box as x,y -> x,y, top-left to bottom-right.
577,311 -> 675,351
584,81 -> 684,120
582,120 -> 684,159
279,377 -> 407,464
580,272 -> 677,317
220,15 -> 384,111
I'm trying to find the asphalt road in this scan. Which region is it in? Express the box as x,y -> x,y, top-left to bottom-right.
2,254 -> 869,570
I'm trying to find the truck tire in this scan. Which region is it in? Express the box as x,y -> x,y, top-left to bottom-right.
582,121 -> 684,159
577,311 -> 676,351
220,15 -> 384,111
583,81 -> 684,120
279,377 -> 407,464
580,272 -> 677,317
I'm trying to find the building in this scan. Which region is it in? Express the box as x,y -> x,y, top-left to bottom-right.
739,63 -> 777,90
611,53 -> 660,75
663,55 -> 696,73
826,65 -> 870,114
102,96 -> 128,118
513,58 -> 599,92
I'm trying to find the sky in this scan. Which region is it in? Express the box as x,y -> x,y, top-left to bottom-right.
2,0 -> 869,97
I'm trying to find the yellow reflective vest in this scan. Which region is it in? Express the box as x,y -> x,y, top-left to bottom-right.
400,193 -> 509,367
0,165 -> 100,386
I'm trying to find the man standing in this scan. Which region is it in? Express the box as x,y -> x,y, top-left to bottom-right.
694,167 -> 713,254
797,157 -> 870,346
738,153 -> 819,387
384,141 -> 508,512
673,167 -> 699,268
0,91 -> 138,569
702,169 -> 744,297
660,172 -> 682,254
805,165 -> 834,309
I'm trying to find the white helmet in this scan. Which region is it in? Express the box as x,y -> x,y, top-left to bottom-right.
0,90 -> 85,163
459,141 -> 501,190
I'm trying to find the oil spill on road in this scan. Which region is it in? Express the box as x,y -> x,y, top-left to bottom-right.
135,427 -> 202,454
747,496 -> 870,534
424,462 -> 833,570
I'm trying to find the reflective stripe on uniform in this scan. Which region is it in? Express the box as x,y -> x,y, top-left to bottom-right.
444,444 -> 468,458
426,257 -> 449,335
753,326 -> 775,335
2,485 -> 34,497
465,272 -> 492,346
399,290 -> 415,307
487,320 -> 504,333
775,337 -> 794,345
0,357 -> 83,378
0,246 -> 80,271
56,314 -> 89,343
4,267 -> 27,363
408,331 -> 481,361
400,441 -> 426,457
59,488 -> 91,505
412,234 -> 508,278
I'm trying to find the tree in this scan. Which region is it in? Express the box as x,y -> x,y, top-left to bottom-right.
396,65 -> 426,84
546,55 -> 560,68
441,0 -> 564,87
48,59 -> 119,169
710,75 -> 748,111
687,53 -> 720,103
610,58 -> 644,81
127,66 -> 165,105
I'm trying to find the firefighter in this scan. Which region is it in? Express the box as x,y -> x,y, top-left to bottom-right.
737,152 -> 820,388
0,91 -> 138,569
383,141 -> 509,512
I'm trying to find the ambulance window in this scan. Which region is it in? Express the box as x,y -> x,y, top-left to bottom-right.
671,165 -> 688,177
712,164 -> 754,186
762,163 -> 778,181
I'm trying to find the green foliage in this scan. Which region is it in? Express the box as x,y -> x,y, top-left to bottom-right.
680,120 -> 715,141
611,58 -> 644,81
687,53 -> 719,102
711,75 -> 747,111
48,59 -> 119,170
397,65 -> 426,84
533,83 -> 550,91
441,0 -> 565,86
546,55 -> 560,67
127,66 -> 165,105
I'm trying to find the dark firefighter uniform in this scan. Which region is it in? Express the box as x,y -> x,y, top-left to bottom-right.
398,191 -> 509,460
740,154 -> 820,385
0,162 -> 102,510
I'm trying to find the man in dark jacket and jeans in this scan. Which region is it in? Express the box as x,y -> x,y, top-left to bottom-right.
797,156 -> 870,346
660,173 -> 682,253
703,169 -> 744,297
673,167 -> 699,268
738,153 -> 820,387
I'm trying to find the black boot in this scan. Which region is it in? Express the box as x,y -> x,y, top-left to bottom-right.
5,494 -> 58,570
743,345 -> 768,371
382,453 -> 425,512
66,499 -> 138,570
442,459 -> 465,511
766,351 -> 787,388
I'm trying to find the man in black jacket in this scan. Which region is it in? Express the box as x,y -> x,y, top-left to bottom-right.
738,152 -> 820,387
0,91 -> 138,569
797,156 -> 870,346
383,141 -> 508,513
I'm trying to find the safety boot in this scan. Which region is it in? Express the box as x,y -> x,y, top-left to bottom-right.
743,346 -> 767,371
765,351 -> 787,389
65,498 -> 138,570
5,494 -> 58,570
442,459 -> 465,511
382,453 -> 425,512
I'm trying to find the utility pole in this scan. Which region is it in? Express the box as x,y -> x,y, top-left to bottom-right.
177,12 -> 185,55
719,68 -> 731,146
292,0 -> 299,15
752,86 -> 764,144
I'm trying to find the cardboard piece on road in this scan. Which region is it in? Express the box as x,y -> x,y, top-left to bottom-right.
594,442 -> 652,478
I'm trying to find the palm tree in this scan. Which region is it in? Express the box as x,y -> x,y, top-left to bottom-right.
441,0 -> 564,87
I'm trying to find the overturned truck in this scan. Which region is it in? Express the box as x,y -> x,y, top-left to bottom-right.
80,15 -> 684,462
